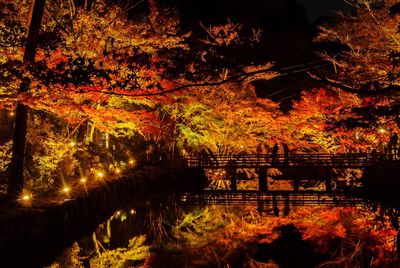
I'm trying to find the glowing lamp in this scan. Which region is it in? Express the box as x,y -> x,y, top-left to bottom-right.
62,187 -> 70,194
116,211 -> 121,216
19,191 -> 33,206
379,128 -> 386,134
128,159 -> 135,166
115,168 -> 121,174
80,177 -> 87,183
130,209 -> 135,215
69,141 -> 76,147
21,193 -> 32,202
9,112 -> 15,116
96,171 -> 104,178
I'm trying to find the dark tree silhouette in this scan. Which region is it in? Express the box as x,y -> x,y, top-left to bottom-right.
8,0 -> 46,198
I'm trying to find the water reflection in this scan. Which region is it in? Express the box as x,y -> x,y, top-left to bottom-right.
51,200 -> 399,268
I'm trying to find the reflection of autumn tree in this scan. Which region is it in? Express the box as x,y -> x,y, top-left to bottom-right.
147,206 -> 397,267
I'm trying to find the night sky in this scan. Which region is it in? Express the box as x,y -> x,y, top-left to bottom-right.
299,0 -> 352,21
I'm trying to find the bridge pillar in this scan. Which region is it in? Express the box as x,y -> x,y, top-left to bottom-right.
284,194 -> 290,216
325,169 -> 334,192
257,194 -> 264,213
325,178 -> 332,192
230,172 -> 237,191
227,160 -> 238,191
257,168 -> 268,192
293,179 -> 299,191
273,195 -> 279,216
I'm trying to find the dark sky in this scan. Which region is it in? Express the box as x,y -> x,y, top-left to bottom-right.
298,0 -> 352,21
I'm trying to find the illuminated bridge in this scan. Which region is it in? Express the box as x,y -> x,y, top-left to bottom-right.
176,153 -> 399,209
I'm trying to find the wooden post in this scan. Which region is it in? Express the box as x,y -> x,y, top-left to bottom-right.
273,195 -> 279,216
257,193 -> 263,213
325,178 -> 332,192
228,161 -> 237,191
293,179 -> 299,191
284,194 -> 290,216
257,168 -> 268,192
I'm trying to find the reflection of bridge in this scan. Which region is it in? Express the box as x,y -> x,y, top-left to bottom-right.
186,153 -> 385,169
180,190 -> 366,207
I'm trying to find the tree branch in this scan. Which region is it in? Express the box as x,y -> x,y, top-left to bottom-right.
67,67 -> 277,97
308,72 -> 400,96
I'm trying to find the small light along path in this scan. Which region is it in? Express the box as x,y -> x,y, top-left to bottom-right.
27,172 -> 124,207
0,167 -> 134,213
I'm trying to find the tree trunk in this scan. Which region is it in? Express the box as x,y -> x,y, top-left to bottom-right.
7,0 -> 46,198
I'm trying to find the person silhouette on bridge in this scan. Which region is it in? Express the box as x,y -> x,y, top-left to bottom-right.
283,144 -> 289,165
256,143 -> 263,155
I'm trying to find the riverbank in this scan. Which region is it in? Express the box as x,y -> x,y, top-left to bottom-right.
0,166 -> 207,268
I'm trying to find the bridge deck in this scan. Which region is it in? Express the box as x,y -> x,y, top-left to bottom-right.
186,153 -> 387,169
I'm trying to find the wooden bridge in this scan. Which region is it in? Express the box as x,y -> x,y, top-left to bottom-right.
186,153 -> 387,169
177,152 -> 399,209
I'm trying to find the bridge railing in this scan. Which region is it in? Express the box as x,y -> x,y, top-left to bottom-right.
186,153 -> 387,168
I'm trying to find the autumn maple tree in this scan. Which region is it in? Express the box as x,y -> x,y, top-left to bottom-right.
0,0 -> 282,195
315,0 -> 400,130
0,0 -> 190,194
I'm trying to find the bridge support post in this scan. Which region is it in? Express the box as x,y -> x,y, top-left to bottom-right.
227,160 -> 238,191
284,194 -> 290,216
257,168 -> 268,192
325,169 -> 334,192
293,179 -> 299,191
273,195 -> 279,216
230,171 -> 237,191
325,178 -> 332,192
257,194 -> 264,213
